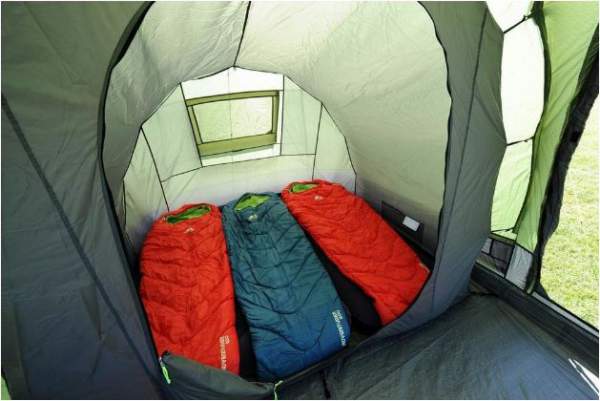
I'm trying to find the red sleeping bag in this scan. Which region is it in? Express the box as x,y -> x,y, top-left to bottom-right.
139,204 -> 240,374
281,180 -> 430,325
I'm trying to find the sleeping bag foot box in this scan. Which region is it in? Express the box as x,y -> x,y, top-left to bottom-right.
139,204 -> 240,375
281,180 -> 430,326
222,193 -> 350,382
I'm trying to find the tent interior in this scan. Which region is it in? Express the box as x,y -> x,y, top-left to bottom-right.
1,1 -> 599,399
122,67 -> 360,253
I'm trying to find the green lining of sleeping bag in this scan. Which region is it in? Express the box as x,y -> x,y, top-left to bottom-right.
290,182 -> 318,193
166,205 -> 210,224
235,194 -> 271,212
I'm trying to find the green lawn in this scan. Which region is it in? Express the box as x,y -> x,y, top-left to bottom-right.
1,377 -> 9,400
541,100 -> 599,327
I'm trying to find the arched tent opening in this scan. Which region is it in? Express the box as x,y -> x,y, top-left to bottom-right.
100,0 -> 483,391
104,2 -> 452,258
99,0 -> 507,391
2,1 -> 598,399
122,67 -> 357,251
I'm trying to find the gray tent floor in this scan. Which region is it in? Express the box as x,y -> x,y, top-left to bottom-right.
280,295 -> 598,400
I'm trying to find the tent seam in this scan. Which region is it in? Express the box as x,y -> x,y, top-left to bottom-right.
279,75 -> 285,156
341,130 -> 357,194
320,103 -> 358,193
418,2 -> 454,258
180,83 -> 204,168
123,180 -> 128,231
141,128 -> 170,211
233,2 -> 251,66
96,3 -> 171,396
121,128 -> 146,219
506,137 -> 533,147
312,105 -> 324,179
161,153 -> 317,183
512,4 -> 549,239
1,94 -> 158,384
503,14 -> 530,35
430,9 -> 489,310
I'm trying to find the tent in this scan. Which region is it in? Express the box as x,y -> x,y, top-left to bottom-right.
1,1 -> 598,399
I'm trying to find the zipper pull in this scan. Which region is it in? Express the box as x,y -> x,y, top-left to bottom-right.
159,356 -> 172,385
273,380 -> 284,400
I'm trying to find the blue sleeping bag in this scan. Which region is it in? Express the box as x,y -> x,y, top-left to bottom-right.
222,193 -> 350,381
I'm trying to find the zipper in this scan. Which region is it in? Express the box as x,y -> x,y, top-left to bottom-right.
273,380 -> 284,400
160,352 -> 281,395
159,356 -> 172,384
160,350 -> 353,399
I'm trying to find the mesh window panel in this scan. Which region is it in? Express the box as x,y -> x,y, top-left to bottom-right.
479,238 -> 514,276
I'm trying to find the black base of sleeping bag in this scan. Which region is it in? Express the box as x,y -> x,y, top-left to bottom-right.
315,211 -> 436,334
307,217 -> 436,334
235,301 -> 257,380
308,236 -> 382,334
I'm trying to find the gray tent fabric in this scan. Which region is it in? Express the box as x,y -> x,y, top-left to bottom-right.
160,353 -> 274,400
1,3 -> 161,399
377,2 -> 506,337
104,2 -> 249,220
280,295 -> 599,400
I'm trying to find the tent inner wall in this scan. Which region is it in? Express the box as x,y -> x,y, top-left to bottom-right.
104,2 -> 451,258
123,68 -> 355,251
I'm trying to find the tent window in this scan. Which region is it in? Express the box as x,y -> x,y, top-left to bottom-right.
185,91 -> 279,157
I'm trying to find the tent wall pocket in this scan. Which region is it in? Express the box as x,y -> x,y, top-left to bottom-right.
381,201 -> 426,252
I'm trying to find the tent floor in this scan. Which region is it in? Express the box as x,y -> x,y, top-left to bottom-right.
279,294 -> 598,399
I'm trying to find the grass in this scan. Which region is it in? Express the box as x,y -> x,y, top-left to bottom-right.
1,378 -> 9,400
541,100 -> 599,327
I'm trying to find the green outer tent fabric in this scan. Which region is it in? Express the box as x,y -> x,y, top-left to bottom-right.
514,2 -> 599,252
492,140 -> 533,234
486,11 -> 544,239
